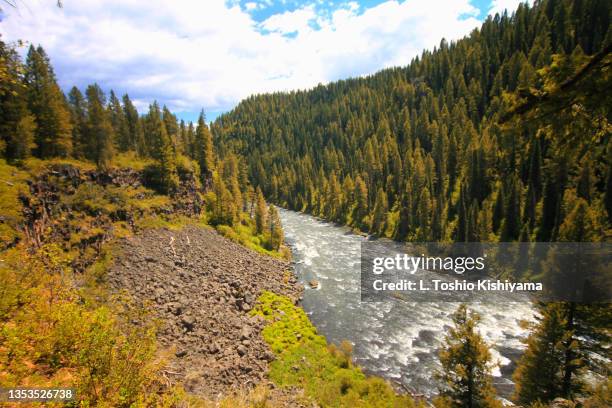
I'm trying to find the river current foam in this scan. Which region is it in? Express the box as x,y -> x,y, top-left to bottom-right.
279,208 -> 535,399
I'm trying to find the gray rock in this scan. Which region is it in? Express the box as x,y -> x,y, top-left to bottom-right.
240,327 -> 252,340
181,315 -> 196,331
262,350 -> 275,362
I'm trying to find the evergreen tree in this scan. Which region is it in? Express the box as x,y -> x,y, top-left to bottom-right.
370,187 -> 388,236
515,197 -> 604,404
492,186 -> 504,234
122,94 -> 144,155
255,187 -> 267,234
268,205 -> 283,250
84,84 -> 114,169
9,114 -> 36,161
394,187 -> 412,241
221,154 -> 243,220
146,102 -> 178,193
513,302 -> 572,405
435,304 -> 501,408
500,176 -> 521,241
67,86 -> 87,159
108,90 -> 129,152
194,110 -> 214,185
352,175 -> 369,229
0,39 -> 32,161
211,171 -> 235,226
24,45 -> 72,158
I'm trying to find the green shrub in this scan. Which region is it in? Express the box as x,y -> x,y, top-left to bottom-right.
0,160 -> 30,248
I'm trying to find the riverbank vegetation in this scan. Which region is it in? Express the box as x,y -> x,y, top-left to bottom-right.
252,291 -> 419,407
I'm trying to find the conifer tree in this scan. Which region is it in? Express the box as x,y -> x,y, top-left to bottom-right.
515,197 -> 604,405
108,90 -> 129,152
370,187 -> 388,236
268,205 -> 283,250
24,45 -> 72,158
211,171 -> 235,226
84,84 -> 114,169
221,154 -> 243,220
435,304 -> 501,408
185,121 -> 196,159
416,187 -> 432,241
195,110 -> 215,185
9,114 -> 36,161
500,176 -> 521,241
352,175 -> 369,229
68,86 -> 87,158
395,186 -> 412,241
122,94 -> 144,155
0,39 -> 32,161
455,185 -> 469,242
255,187 -> 267,234
513,303 -> 571,405
492,187 -> 504,234
146,102 -> 178,193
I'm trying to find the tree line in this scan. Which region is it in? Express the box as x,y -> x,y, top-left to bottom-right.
0,40 -> 283,251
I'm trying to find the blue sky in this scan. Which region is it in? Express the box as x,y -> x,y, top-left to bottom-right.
1,0 -> 524,123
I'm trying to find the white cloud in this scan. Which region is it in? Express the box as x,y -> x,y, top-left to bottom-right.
260,5 -> 318,35
489,0 -> 527,16
0,0 -> 510,118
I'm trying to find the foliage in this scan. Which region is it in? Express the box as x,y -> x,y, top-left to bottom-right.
111,151 -> 154,171
212,0 -> 610,244
251,291 -> 419,408
0,241 -> 183,407
24,45 -> 73,158
434,304 -> 501,408
513,302 -> 575,405
0,159 -> 29,248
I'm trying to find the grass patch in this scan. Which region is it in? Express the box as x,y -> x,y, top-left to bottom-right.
251,291 -> 419,408
215,223 -> 287,259
135,213 -> 211,231
22,157 -> 96,176
111,151 -> 154,171
0,160 -> 30,248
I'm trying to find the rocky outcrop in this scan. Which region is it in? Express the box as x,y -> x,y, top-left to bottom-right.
107,226 -> 304,400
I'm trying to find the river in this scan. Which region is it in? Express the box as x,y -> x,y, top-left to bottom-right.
279,208 -> 536,400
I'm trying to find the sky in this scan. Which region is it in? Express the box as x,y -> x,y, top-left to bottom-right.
0,0 -> 525,122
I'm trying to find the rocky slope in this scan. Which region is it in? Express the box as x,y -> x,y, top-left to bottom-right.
107,225 -> 304,400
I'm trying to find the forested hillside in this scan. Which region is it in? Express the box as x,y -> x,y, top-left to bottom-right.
0,41 -> 285,255
214,0 -> 611,243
